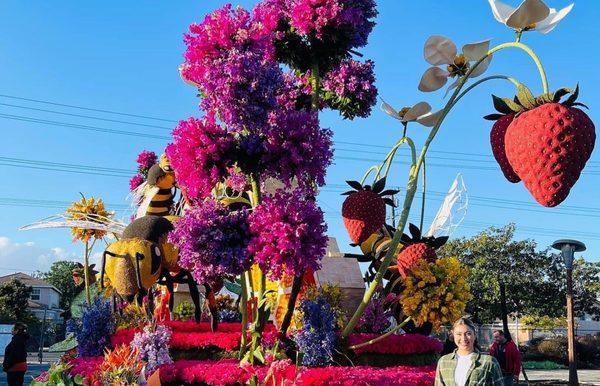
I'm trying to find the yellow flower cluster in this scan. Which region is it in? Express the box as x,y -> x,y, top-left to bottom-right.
399,257 -> 472,331
66,196 -> 110,242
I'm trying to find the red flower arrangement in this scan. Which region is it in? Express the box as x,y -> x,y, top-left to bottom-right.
112,321 -> 277,351
157,359 -> 435,386
347,333 -> 443,355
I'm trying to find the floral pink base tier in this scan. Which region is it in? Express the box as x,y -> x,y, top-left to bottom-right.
68,357 -> 435,386
67,322 -> 441,385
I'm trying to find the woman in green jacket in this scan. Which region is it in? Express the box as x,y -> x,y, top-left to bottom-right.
435,318 -> 504,386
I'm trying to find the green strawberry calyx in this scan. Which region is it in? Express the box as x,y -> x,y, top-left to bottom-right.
484,83 -> 587,121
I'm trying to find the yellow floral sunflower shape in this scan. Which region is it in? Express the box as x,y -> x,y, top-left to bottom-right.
399,257 -> 472,331
66,195 -> 111,242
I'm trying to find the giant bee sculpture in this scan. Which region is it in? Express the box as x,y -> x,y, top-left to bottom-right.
101,215 -> 219,330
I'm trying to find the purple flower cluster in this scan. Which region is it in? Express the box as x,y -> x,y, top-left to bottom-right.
322,59 -> 377,119
181,4 -> 281,131
356,288 -> 392,334
166,117 -> 234,202
131,324 -> 173,374
168,199 -> 252,285
263,110 -> 333,186
248,189 -> 328,280
187,48 -> 282,132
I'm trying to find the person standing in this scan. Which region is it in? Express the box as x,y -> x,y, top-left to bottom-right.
441,330 -> 458,356
435,317 -> 504,386
2,322 -> 29,386
489,329 -> 522,386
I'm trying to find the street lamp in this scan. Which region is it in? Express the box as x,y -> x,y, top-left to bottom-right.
552,239 -> 585,386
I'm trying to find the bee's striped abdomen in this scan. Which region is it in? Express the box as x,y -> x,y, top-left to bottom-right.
146,188 -> 174,216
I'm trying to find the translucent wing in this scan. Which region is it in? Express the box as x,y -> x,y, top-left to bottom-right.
20,213 -> 127,236
136,185 -> 160,219
425,174 -> 468,238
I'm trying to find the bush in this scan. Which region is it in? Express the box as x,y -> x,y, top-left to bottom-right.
523,360 -> 567,370
174,301 -> 195,321
525,335 -> 600,368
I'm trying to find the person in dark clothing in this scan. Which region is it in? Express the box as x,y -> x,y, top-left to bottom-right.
489,329 -> 521,386
3,322 -> 29,386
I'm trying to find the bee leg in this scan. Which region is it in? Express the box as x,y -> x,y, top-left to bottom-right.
165,277 -> 175,315
205,284 -> 218,332
185,272 -> 202,325
147,287 -> 155,318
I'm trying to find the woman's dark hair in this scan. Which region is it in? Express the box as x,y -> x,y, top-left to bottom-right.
13,322 -> 27,333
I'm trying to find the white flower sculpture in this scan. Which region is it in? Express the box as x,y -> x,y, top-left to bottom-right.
381,100 -> 443,127
488,0 -> 574,34
418,36 -> 492,93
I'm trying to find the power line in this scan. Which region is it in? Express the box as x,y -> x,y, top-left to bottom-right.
0,102 -> 172,130
0,113 -> 170,140
3,93 -> 598,166
0,94 -> 178,123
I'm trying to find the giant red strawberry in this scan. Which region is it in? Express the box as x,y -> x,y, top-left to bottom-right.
341,178 -> 398,244
391,223 -> 448,278
503,85 -> 595,207
490,114 -> 520,183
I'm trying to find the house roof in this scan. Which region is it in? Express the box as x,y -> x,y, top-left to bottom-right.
0,272 -> 61,294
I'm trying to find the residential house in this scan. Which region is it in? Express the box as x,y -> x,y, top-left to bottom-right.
0,272 -> 63,324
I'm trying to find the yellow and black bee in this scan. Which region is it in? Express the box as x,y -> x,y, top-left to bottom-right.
136,154 -> 178,218
102,215 -> 218,329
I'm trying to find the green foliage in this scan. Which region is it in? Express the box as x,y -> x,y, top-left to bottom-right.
0,278 -> 37,325
31,362 -> 83,386
174,301 -> 195,321
522,360 -> 567,370
115,303 -> 148,330
48,332 -> 78,353
70,282 -> 99,319
521,315 -> 567,333
440,224 -> 600,323
42,261 -> 80,310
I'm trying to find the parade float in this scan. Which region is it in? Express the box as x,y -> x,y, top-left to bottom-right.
24,0 -> 595,385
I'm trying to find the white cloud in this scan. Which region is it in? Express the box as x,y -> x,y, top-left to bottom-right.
0,236 -> 79,275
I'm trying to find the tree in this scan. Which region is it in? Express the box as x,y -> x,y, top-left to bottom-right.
440,225 -> 600,324
0,279 -> 37,324
42,261 -> 79,310
440,225 -> 564,323
572,257 -> 600,321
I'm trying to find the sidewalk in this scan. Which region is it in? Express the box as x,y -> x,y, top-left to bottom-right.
524,369 -> 600,385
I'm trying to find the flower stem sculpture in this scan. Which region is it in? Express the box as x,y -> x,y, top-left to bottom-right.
341,0 -> 594,338
66,194 -> 112,305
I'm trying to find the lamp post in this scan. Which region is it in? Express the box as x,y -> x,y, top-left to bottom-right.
552,239 -> 585,386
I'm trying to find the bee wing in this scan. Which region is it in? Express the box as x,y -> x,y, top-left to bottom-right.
425,174 -> 468,238
20,214 -> 127,236
136,186 -> 161,219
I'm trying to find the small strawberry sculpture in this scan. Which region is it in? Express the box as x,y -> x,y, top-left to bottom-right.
391,223 -> 448,278
484,101 -> 520,183
491,85 -> 595,207
341,178 -> 399,244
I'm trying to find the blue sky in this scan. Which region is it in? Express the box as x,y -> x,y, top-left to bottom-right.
0,0 -> 598,276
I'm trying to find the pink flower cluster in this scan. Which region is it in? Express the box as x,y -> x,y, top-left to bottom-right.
347,333 -> 443,355
290,0 -> 343,39
166,117 -> 234,202
136,150 -> 158,171
248,189 -> 328,280
322,59 -> 377,119
129,174 -> 145,191
157,359 -> 435,385
68,356 -> 103,379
